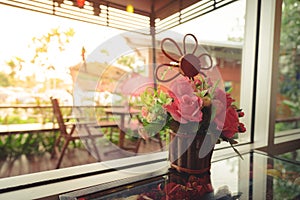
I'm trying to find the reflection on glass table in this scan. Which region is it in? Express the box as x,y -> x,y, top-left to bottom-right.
60,151 -> 300,200
277,149 -> 300,163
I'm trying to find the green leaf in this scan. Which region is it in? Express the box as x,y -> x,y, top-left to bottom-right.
226,87 -> 233,93
200,90 -> 208,97
283,99 -> 298,108
210,79 -> 220,99
144,123 -> 164,134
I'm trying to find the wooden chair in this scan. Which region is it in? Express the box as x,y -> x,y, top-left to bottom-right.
50,97 -> 119,169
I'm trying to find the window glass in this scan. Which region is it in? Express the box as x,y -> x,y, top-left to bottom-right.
275,0 -> 300,135
0,0 -> 249,179
0,5 -> 124,178
170,0 -> 247,145
171,0 -> 245,106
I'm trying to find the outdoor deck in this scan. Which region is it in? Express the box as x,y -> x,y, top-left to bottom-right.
0,139 -> 166,178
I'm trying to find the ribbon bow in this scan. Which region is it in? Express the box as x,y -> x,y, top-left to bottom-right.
164,174 -> 213,199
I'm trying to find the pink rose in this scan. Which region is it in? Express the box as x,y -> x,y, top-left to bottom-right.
170,77 -> 194,98
164,92 -> 203,124
212,99 -> 226,130
213,88 -> 226,102
141,107 -> 148,118
212,89 -> 226,130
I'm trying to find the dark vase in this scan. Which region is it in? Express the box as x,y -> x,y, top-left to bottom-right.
167,105 -> 215,199
168,105 -> 214,175
169,131 -> 214,174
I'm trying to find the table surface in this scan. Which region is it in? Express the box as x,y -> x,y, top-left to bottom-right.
60,151 -> 300,200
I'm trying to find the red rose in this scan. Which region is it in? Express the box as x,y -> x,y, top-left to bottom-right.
222,106 -> 239,138
225,93 -> 235,107
238,122 -> 246,132
238,111 -> 245,117
194,77 -> 202,86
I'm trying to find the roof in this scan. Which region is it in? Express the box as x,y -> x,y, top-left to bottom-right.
123,33 -> 243,61
1,0 -> 238,34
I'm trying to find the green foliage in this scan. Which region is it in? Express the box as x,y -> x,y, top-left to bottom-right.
278,149 -> 300,162
270,159 -> 300,200
0,106 -> 76,160
0,106 -> 55,124
140,88 -> 172,107
275,1 -> 300,192
0,72 -> 10,87
6,57 -> 24,77
3,27 -> 75,89
278,0 -> 300,116
139,88 -> 171,135
275,121 -> 300,132
4,57 -> 26,87
0,132 -> 59,160
100,49 -> 109,56
30,27 -> 75,69
117,55 -> 135,70
0,116 -> 37,124
105,132 -> 119,145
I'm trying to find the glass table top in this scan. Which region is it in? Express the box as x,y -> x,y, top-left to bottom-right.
60,151 -> 300,200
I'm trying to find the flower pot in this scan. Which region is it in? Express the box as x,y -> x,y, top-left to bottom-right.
168,106 -> 214,175
169,131 -> 214,175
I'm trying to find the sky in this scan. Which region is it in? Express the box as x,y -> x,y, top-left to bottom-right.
0,1 -> 245,84
171,1 -> 245,43
0,5 -> 123,60
0,5 -> 123,83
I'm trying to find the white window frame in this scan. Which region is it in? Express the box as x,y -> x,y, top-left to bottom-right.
255,0 -> 300,154
1,1 -> 300,199
239,0 -> 259,145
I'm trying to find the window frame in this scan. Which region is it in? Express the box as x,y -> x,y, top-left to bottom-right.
255,0 -> 300,154
1,0 -> 300,198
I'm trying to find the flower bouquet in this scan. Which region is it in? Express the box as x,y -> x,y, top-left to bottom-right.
138,34 -> 246,176
140,34 -> 246,199
139,75 -> 245,169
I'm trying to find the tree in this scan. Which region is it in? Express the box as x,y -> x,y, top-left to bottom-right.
30,27 -> 75,70
117,55 -> 135,70
6,57 -> 24,80
0,72 -> 10,87
117,54 -> 145,73
278,0 -> 300,116
4,27 -> 75,89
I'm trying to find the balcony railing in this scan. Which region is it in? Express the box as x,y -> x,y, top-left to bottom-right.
0,104 -> 124,160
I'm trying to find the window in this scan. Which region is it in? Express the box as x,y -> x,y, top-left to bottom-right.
275,0 -> 300,136
255,0 -> 300,153
170,0 -> 253,145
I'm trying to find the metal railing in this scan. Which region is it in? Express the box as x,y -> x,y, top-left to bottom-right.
0,104 -> 124,125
